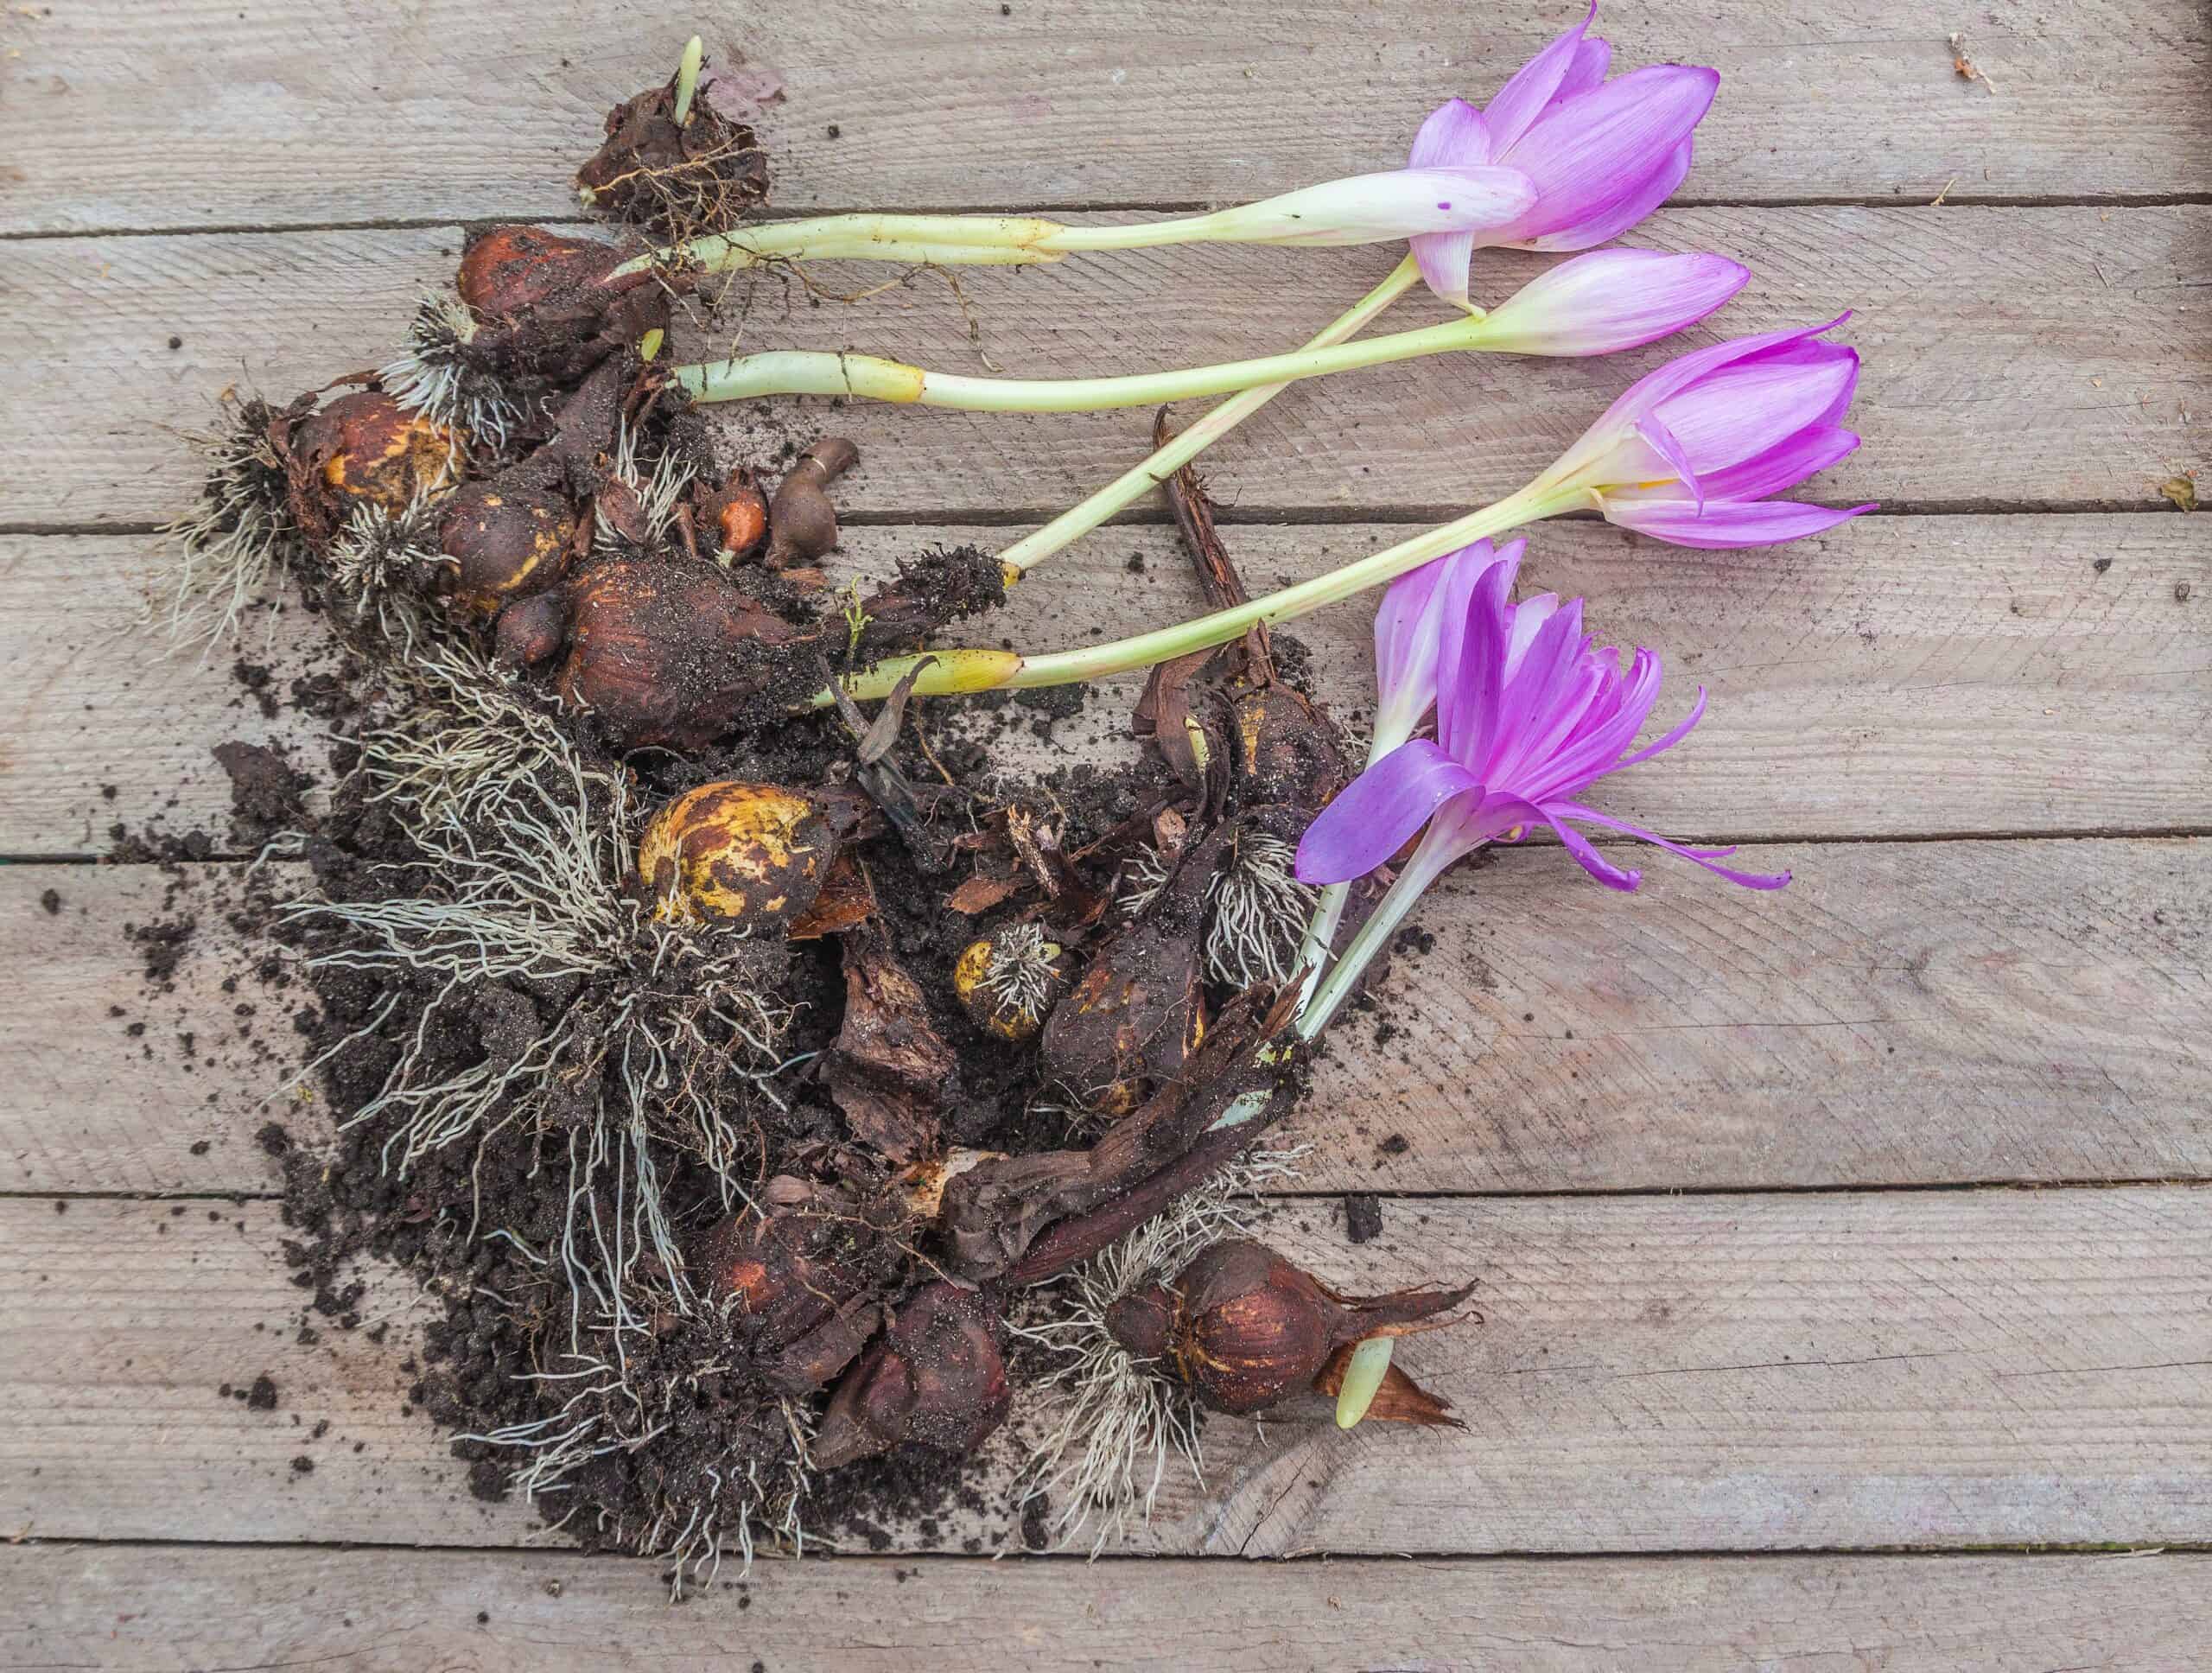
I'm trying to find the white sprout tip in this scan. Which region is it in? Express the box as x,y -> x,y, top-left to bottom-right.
1335,1335 -> 1395,1429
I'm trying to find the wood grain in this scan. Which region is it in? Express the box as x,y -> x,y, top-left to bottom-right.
6,207 -> 2207,530
2,1 -> 2205,235
8,1545 -> 2210,1673
8,839 -> 2208,1198
6,1192 -> 2211,1555
7,512 -> 2205,855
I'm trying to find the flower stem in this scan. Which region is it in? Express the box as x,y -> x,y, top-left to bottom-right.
608,215 -> 1067,281
822,480 -> 1576,707
672,308 -> 1495,413
1298,831 -> 1470,1040
671,35 -> 704,126
996,255 -> 1422,582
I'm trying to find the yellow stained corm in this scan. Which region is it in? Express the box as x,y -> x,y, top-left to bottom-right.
638,781 -> 835,932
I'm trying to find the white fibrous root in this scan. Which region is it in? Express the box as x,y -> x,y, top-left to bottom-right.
158,396 -> 302,646
381,292 -> 528,451
359,642 -> 575,826
1008,1145 -> 1306,1554
460,1313 -> 815,1596
323,492 -> 446,652
983,923 -> 1060,1020
593,419 -> 697,557
1202,830 -> 1315,988
283,709 -> 797,1329
1116,845 -> 1172,916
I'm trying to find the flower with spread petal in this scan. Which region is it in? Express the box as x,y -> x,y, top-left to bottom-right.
1293,540 -> 1788,1030
1408,4 -> 1719,308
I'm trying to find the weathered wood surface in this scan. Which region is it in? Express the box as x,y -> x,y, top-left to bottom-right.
9,1546 -> 2210,1673
4,0 -> 2210,1650
7,1192 -> 2211,1554
8,207 -> 2208,531
6,515 -> 2208,856
3,0 -> 2206,236
8,842 -> 2208,1197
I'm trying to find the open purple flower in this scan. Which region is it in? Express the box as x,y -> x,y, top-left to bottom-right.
1408,5 -> 1719,307
1525,313 -> 1877,548
1300,540 -> 1789,904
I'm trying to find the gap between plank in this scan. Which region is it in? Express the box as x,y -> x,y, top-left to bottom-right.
16,1179 -> 2212,1205
2,1532 -> 2199,1561
7,826 -> 2207,868
4,191 -> 2209,241
0,502 -> 2190,539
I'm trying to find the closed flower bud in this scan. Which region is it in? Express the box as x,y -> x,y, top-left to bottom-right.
438,477 -> 578,614
953,922 -> 1072,1042
1104,1237 -> 1474,1417
812,1281 -> 1011,1469
639,779 -> 837,934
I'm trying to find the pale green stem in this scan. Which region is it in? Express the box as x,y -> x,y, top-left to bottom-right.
996,255 -> 1422,581
1299,833 -> 1472,1040
672,309 -> 1497,414
608,216 -> 1065,280
1335,1336 -> 1395,1429
824,480 -> 1580,707
671,35 -> 704,126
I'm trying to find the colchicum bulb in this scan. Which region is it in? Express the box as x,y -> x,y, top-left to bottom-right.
1103,1238 -> 1472,1418
639,780 -> 839,934
954,922 -> 1074,1042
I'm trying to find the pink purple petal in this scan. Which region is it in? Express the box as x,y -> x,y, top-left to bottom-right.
1294,741 -> 1482,885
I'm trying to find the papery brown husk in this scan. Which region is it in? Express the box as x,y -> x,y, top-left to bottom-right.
576,63 -> 772,241
554,556 -> 814,749
824,930 -> 956,1163
811,1280 -> 1011,1470
451,225 -> 673,394
278,389 -> 462,548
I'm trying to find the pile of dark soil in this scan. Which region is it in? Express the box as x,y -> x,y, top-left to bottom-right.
126,47 -> 1413,1581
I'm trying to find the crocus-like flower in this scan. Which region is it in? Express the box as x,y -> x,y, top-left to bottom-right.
1531,314 -> 1877,548
1364,539 -> 1497,763
1408,4 -> 1719,307
1287,541 -> 1787,1029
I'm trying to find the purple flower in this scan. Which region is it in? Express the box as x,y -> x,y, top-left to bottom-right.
1408,5 -> 1719,307
1527,314 -> 1877,548
1473,248 -> 1750,358
1297,540 -> 1790,897
1366,539 -> 1499,761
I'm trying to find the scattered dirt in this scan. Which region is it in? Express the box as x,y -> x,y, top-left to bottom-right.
113,57 -> 1432,1583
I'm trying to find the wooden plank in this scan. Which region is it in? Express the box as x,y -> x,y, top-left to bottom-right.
8,1546 -> 2211,1673
8,512 -> 2207,855
5,1191 -> 2211,1554
7,208 -> 2208,530
2,1 -> 2205,236
8,839 -> 2209,1197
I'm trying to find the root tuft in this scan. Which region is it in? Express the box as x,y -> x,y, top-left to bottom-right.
1203,830 -> 1315,988
1009,1146 -> 1306,1553
381,293 -> 530,452
157,396 -> 303,647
